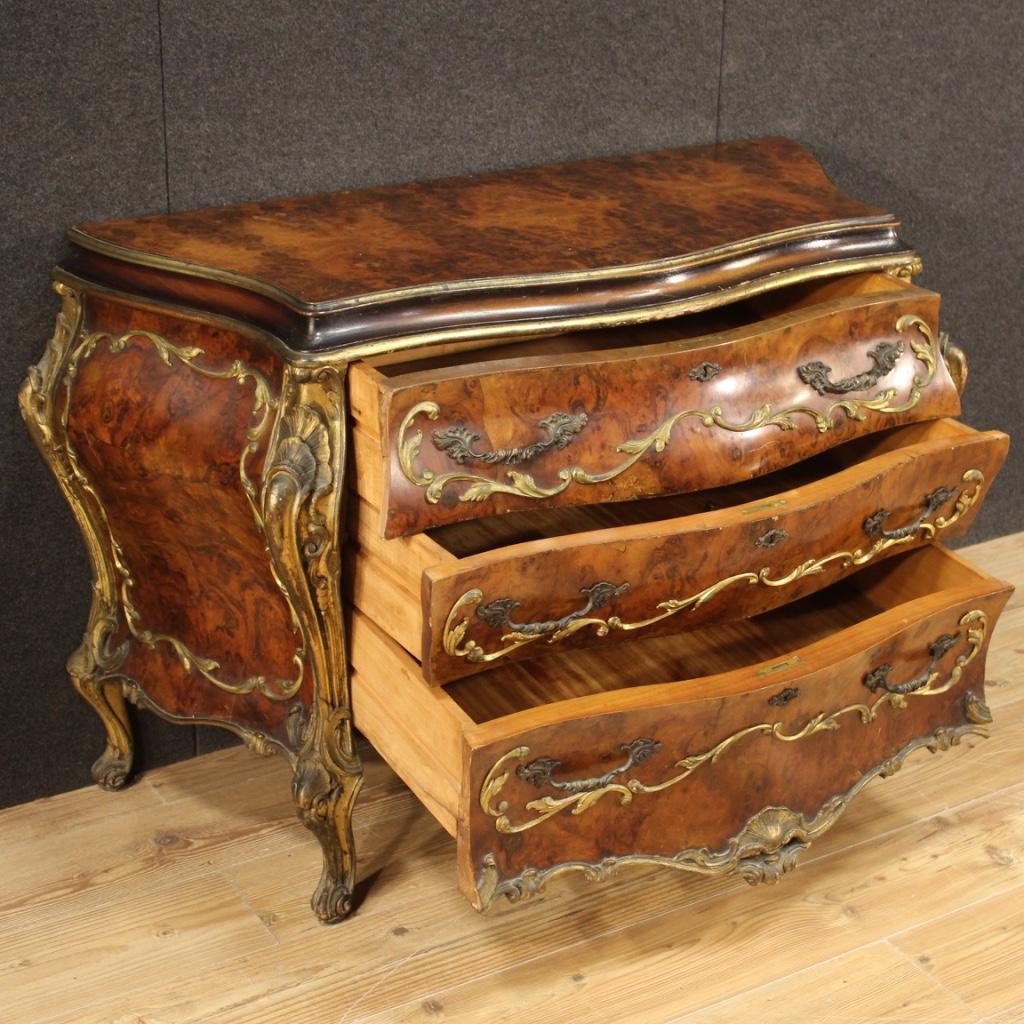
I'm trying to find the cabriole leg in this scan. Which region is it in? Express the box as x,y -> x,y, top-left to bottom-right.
293,734 -> 363,922
261,363 -> 364,921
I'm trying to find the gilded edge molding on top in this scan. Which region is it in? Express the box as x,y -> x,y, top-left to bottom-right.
479,610 -> 986,835
474,719 -> 986,909
398,315 -> 941,508
443,468 -> 984,667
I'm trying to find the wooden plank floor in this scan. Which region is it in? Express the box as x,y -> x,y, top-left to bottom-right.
2,533 -> 1022,1024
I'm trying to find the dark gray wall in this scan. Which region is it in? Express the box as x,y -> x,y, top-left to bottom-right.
2,0 -> 1021,808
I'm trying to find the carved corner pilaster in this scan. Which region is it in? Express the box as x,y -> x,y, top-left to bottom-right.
19,283 -> 137,789
261,363 -> 364,923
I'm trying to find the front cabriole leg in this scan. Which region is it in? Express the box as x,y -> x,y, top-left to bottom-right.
18,282 -> 136,789
261,364 -> 364,923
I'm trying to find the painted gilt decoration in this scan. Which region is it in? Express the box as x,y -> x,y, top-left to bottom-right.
35,298 -> 318,701
479,610 -> 987,834
399,315 -> 941,507
444,468 -> 985,666
265,365 -> 364,923
475,721 -> 986,908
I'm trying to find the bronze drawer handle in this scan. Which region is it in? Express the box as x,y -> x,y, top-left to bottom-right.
517,738 -> 662,794
477,580 -> 630,638
864,485 -> 957,541
798,340 -> 903,395
863,632 -> 961,695
433,411 -> 588,466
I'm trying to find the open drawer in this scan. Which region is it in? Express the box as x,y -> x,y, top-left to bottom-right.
352,418 -> 1008,684
349,271 -> 965,537
349,544 -> 1013,910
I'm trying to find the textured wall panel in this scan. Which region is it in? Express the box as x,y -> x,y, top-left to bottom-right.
158,0 -> 722,208
718,0 -> 1024,543
0,1 -> 194,807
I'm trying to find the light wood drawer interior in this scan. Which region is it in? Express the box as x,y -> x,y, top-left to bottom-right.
350,417 -> 1008,680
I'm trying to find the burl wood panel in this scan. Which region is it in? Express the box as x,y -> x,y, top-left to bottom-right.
64,295 -> 308,739
74,138 -> 891,306
420,425 -> 1009,684
375,288 -> 961,536
66,139 -> 912,351
459,580 -> 1012,907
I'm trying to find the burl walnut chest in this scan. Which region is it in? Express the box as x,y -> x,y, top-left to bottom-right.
21,138 -> 1012,922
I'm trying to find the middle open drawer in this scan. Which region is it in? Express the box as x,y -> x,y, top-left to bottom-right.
352,418 -> 1008,684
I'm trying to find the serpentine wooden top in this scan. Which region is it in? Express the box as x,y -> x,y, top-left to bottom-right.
66,137 -> 915,354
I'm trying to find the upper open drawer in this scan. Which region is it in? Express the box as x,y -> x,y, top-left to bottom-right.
350,272 -> 964,538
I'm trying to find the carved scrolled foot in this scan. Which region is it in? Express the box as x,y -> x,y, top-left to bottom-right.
91,744 -> 133,791
66,627 -> 134,792
293,751 -> 363,924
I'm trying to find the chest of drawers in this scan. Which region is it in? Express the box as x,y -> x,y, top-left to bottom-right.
21,138 -> 1012,922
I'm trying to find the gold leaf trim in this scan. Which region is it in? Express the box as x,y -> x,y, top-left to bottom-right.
475,719 -> 985,908
479,610 -> 986,834
401,314 -> 940,506
444,468 -> 984,666
58,325 -> 306,701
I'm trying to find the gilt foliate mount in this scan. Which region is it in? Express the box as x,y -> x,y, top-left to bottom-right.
479,610 -> 988,835
19,285 -> 335,704
443,467 -> 985,667
398,315 -> 945,507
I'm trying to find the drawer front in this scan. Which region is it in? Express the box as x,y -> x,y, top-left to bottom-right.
376,287 -> 961,537
461,579 -> 1011,909
423,423 -> 1008,684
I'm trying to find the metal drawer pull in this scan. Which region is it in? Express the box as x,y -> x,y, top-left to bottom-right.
517,738 -> 662,794
477,580 -> 630,638
433,410 -> 588,466
863,485 -> 957,541
798,340 -> 903,395
863,632 -> 961,695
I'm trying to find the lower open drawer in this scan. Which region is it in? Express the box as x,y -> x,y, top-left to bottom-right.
349,544 -> 1012,910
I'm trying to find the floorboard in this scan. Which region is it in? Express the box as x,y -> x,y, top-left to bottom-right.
2,533 -> 1022,1024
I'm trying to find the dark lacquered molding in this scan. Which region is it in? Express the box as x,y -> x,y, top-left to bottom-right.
65,220 -> 918,357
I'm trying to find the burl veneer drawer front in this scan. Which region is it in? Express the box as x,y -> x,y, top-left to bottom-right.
349,273 -> 963,538
352,418 -> 1007,684
349,545 -> 1011,910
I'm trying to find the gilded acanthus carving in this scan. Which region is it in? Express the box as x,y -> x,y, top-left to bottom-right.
399,315 -> 941,507
263,365 -> 363,923
19,284 -> 137,789
475,720 -> 987,908
34,299 -> 313,701
479,610 -> 987,834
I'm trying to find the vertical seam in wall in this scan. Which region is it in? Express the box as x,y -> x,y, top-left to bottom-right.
714,0 -> 727,143
156,0 -> 172,215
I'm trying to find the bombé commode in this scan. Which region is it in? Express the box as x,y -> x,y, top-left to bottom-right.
20,138 -> 1012,922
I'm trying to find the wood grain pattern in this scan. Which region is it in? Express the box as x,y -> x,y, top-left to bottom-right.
64,294 -> 306,740
349,417 -> 1008,683
361,277 -> 961,535
348,543 -> 1012,909
5,533 -> 1019,1024
65,139 -> 915,352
